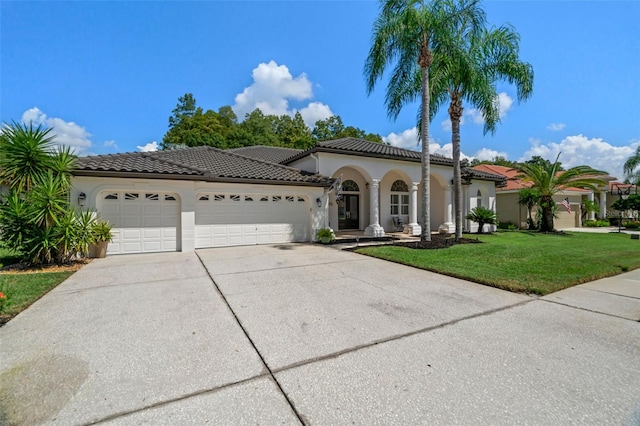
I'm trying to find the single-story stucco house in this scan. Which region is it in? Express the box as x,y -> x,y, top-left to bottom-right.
72,138 -> 505,255
471,164 -> 614,229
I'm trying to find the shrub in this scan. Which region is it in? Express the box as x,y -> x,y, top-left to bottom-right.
0,121 -> 98,265
465,207 -> 498,234
315,227 -> 335,242
498,221 -> 517,231
91,221 -> 113,243
584,219 -> 610,227
623,220 -> 640,229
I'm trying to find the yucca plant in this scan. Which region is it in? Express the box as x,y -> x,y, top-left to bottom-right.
0,120 -> 88,265
75,210 -> 98,256
0,191 -> 32,253
0,121 -> 56,193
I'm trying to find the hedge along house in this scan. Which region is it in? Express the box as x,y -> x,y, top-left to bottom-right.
471,164 -> 614,229
236,138 -> 505,236
72,138 -> 505,255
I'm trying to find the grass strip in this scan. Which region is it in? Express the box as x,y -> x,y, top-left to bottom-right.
355,232 -> 640,295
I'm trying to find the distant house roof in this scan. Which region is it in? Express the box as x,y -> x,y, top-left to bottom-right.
227,146 -> 303,164
74,146 -> 332,187
471,164 -> 599,193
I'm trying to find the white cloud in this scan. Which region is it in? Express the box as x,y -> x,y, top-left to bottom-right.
21,107 -> 93,155
547,122 -> 566,131
137,141 -> 158,152
385,126 -> 513,164
384,127 -> 475,160
232,61 -> 332,128
440,92 -> 514,132
466,108 -> 485,125
384,127 -> 420,149
298,102 -> 333,129
441,115 -> 465,132
496,92 -> 513,119
103,140 -> 118,150
519,135 -> 640,180
474,147 -> 508,161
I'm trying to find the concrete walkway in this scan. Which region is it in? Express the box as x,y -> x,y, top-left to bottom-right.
0,245 -> 639,425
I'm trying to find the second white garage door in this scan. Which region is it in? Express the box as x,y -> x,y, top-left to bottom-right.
195,193 -> 310,248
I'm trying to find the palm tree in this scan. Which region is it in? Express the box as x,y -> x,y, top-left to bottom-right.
623,145 -> 640,184
517,187 -> 539,229
431,22 -> 534,240
514,154 -> 607,232
0,121 -> 57,193
465,206 -> 497,233
365,0 -> 482,241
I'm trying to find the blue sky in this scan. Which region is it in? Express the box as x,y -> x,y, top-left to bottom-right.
2,1 -> 639,180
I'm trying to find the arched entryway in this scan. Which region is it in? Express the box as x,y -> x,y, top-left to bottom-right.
330,166 -> 371,231
338,179 -> 360,230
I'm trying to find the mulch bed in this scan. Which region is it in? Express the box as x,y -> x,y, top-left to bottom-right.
393,233 -> 484,249
0,258 -> 91,275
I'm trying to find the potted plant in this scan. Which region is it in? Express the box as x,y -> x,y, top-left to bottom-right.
89,221 -> 113,258
316,227 -> 335,244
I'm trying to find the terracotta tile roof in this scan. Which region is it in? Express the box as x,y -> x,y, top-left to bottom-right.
471,164 -> 595,193
227,146 -> 303,164
74,146 -> 332,186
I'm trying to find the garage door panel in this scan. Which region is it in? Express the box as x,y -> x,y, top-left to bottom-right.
143,204 -> 162,213
123,242 -> 143,253
143,217 -> 161,227
142,228 -> 162,239
100,191 -> 179,255
123,205 -> 142,215
143,241 -> 162,252
121,229 -> 142,239
194,193 -> 310,249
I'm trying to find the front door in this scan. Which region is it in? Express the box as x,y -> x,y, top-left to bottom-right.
338,195 -> 359,230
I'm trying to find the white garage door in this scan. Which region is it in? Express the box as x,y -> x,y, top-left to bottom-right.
100,191 -> 180,254
554,206 -> 579,229
195,193 -> 309,248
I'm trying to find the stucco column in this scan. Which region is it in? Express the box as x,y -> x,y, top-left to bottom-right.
599,191 -> 607,219
404,182 -> 422,236
588,192 -> 595,221
364,179 -> 385,237
438,184 -> 455,234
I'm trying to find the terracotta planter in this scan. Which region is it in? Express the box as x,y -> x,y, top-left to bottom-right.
88,241 -> 109,258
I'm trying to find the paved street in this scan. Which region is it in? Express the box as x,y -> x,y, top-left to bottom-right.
0,244 -> 638,425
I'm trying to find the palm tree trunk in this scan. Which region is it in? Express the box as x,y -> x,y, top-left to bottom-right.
449,95 -> 463,240
419,34 -> 432,242
540,196 -> 554,232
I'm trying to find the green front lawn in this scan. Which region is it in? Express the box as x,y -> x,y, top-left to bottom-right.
0,248 -> 74,325
356,232 -> 640,295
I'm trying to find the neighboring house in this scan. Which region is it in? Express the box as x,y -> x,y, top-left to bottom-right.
471,164 -> 613,229
606,181 -> 639,219
72,138 -> 504,255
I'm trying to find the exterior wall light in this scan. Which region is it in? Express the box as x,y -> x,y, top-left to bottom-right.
78,192 -> 86,206
316,197 -> 322,208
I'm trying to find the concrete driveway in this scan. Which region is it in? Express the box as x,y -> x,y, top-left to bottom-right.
1,244 -> 639,425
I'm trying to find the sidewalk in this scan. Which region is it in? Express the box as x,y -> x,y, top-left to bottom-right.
543,266 -> 640,321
